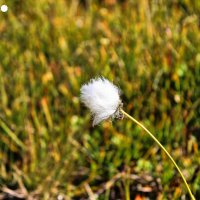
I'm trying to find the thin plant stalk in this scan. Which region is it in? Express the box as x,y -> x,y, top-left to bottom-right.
120,109 -> 195,200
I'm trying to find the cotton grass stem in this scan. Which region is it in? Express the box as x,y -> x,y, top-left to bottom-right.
120,109 -> 195,200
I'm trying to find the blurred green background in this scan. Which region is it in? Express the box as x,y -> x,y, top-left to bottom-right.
0,0 -> 200,199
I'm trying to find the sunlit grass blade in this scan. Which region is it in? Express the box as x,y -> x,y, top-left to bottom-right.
0,118 -> 26,150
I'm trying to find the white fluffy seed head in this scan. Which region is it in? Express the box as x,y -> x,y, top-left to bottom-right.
80,77 -> 122,126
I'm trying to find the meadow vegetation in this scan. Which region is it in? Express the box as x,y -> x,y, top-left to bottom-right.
0,0 -> 200,199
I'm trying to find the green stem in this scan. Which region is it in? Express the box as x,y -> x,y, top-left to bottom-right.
120,109 -> 195,200
124,174 -> 130,200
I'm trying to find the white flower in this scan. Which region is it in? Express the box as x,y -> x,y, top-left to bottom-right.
80,77 -> 123,126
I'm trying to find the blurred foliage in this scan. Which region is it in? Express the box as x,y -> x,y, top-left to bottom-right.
0,0 -> 200,199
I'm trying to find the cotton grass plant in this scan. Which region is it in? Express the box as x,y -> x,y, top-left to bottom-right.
80,77 -> 195,200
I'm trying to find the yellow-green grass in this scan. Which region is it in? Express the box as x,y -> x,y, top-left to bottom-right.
0,0 -> 200,199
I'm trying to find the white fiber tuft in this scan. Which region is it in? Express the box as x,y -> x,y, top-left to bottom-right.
80,77 -> 122,126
